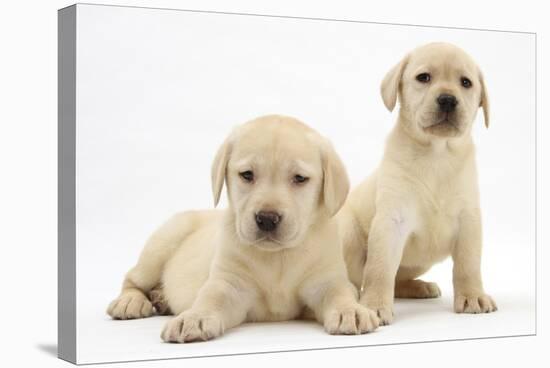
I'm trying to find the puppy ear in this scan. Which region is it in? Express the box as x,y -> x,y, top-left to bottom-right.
211,136 -> 232,207
479,71 -> 490,128
321,139 -> 350,217
381,55 -> 409,112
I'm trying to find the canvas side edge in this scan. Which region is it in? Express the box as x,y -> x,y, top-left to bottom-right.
58,4 -> 77,365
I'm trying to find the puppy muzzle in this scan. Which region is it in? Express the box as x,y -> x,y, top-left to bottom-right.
437,94 -> 458,113
255,211 -> 281,232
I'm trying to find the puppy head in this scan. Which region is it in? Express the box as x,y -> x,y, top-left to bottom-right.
211,115 -> 349,251
381,42 -> 490,139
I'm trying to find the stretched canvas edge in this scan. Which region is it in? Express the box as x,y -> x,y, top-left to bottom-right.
58,4 -> 77,365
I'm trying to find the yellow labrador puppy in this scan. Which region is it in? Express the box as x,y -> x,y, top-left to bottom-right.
107,115 -> 379,342
339,43 -> 497,325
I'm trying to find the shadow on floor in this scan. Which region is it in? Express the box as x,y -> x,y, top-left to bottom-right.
36,343 -> 57,357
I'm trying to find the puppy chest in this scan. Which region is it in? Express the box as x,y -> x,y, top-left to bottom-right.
429,212 -> 459,243
248,287 -> 303,322
403,209 -> 460,266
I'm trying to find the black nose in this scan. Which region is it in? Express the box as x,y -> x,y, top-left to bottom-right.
255,211 -> 281,232
437,94 -> 458,112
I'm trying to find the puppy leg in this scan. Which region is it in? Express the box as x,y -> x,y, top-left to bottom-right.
301,276 -> 379,335
161,278 -> 252,343
107,212 -> 198,320
394,266 -> 441,299
452,209 -> 497,313
359,210 -> 411,325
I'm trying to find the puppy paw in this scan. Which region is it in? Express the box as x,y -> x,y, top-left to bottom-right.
372,307 -> 393,325
395,279 -> 441,299
161,311 -> 224,343
148,287 -> 172,315
359,297 -> 393,325
324,304 -> 379,335
454,293 -> 497,314
107,292 -> 154,320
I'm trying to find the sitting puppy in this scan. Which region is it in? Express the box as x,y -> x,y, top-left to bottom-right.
338,43 -> 497,325
107,115 -> 379,342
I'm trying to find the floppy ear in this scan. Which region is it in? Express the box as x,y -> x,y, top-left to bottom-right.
479,71 -> 490,128
381,55 -> 409,112
321,139 -> 350,217
211,136 -> 232,207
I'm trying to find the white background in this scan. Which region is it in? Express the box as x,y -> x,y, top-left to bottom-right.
0,0 -> 547,367
74,4 -> 535,364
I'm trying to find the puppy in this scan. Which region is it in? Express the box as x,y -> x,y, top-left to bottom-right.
338,43 -> 497,325
107,115 -> 379,342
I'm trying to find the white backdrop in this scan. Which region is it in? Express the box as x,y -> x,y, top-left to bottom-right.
72,3 -> 535,364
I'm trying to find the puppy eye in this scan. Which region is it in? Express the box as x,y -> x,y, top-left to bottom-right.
293,174 -> 309,184
416,73 -> 431,83
239,170 -> 254,183
461,77 -> 473,88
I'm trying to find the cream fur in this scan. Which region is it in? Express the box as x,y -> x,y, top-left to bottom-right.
338,43 -> 497,325
107,115 -> 379,342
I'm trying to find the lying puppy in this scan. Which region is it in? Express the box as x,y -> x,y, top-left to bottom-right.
107,115 -> 379,342
339,43 -> 497,325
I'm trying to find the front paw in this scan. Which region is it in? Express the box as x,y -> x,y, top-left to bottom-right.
161,311 -> 224,343
454,293 -> 497,314
324,304 -> 379,335
107,292 -> 154,320
359,295 -> 393,325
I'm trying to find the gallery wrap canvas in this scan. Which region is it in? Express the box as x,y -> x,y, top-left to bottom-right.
58,3 -> 536,365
